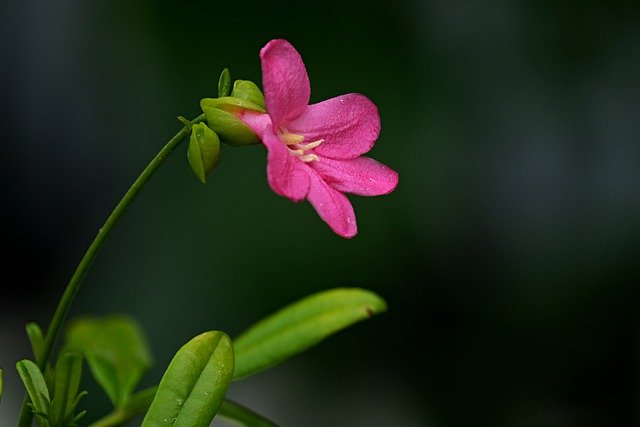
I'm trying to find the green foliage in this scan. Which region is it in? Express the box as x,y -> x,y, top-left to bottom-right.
16,353 -> 87,427
233,288 -> 387,379
142,331 -> 234,427
26,322 -> 45,365
218,400 -> 278,427
65,316 -> 152,409
51,352 -> 86,426
17,359 -> 50,426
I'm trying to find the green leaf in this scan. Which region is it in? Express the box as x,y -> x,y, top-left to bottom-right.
218,399 -> 279,427
65,316 -> 152,408
233,288 -> 387,379
0,368 -> 3,404
26,322 -> 44,365
16,359 -> 51,426
218,68 -> 231,98
52,351 -> 84,425
142,331 -> 234,427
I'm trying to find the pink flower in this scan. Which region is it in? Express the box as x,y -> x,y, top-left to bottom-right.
239,39 -> 398,238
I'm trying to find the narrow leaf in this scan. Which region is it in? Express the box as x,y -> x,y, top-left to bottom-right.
233,288 -> 387,379
16,359 -> 51,426
26,322 -> 44,365
218,399 -> 279,427
65,315 -> 152,408
0,368 -> 3,404
142,331 -> 234,427
52,351 -> 83,424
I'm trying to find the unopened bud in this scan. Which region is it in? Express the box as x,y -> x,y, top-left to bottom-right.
200,97 -> 264,147
231,80 -> 265,109
218,68 -> 231,98
187,123 -> 222,183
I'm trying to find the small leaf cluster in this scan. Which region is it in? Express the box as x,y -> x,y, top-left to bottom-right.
16,323 -> 87,427
12,288 -> 385,426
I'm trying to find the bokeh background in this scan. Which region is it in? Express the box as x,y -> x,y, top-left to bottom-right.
1,1 -> 639,426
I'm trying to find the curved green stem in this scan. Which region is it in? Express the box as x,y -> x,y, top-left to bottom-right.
218,399 -> 279,427
17,115 -> 205,427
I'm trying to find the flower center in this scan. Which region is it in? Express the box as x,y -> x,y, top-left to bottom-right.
277,128 -> 323,162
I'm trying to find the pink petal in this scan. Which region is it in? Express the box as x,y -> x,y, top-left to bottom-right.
260,39 -> 311,129
236,110 -> 272,137
306,168 -> 358,238
310,156 -> 399,196
263,127 -> 310,201
287,94 -> 380,160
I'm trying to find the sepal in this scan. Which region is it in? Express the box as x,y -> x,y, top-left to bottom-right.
231,80 -> 265,109
188,122 -> 223,183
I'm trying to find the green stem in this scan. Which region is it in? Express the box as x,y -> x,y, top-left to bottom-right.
218,399 -> 279,427
88,386 -> 158,427
17,114 -> 205,427
87,409 -> 128,427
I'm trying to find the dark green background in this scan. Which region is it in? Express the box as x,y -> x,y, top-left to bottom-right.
1,1 -> 639,425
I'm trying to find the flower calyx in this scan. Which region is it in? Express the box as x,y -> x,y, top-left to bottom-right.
200,68 -> 266,147
187,122 -> 222,184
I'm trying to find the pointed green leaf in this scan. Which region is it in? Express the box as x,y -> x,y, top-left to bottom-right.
26,322 -> 44,365
218,68 -> 231,98
233,288 -> 387,379
16,359 -> 51,426
65,315 -> 152,408
142,331 -> 234,427
52,351 -> 84,425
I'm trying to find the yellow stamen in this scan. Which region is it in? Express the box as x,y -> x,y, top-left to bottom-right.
278,129 -> 305,145
278,128 -> 323,163
299,154 -> 319,162
299,139 -> 324,150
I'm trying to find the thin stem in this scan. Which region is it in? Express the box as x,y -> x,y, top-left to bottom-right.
218,399 -> 279,427
17,114 -> 205,427
87,409 -> 128,427
89,386 -> 158,427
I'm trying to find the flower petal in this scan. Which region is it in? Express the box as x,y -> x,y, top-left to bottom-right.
263,127 -> 310,201
260,39 -> 311,129
306,168 -> 357,238
310,156 -> 399,196
236,109 -> 272,138
287,94 -> 380,160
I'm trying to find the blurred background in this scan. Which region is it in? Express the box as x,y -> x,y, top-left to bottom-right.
1,0 -> 639,425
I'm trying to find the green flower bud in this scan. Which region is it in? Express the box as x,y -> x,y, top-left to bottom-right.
187,123 -> 222,184
202,96 -> 265,113
200,97 -> 264,147
231,80 -> 265,109
218,68 -> 231,98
